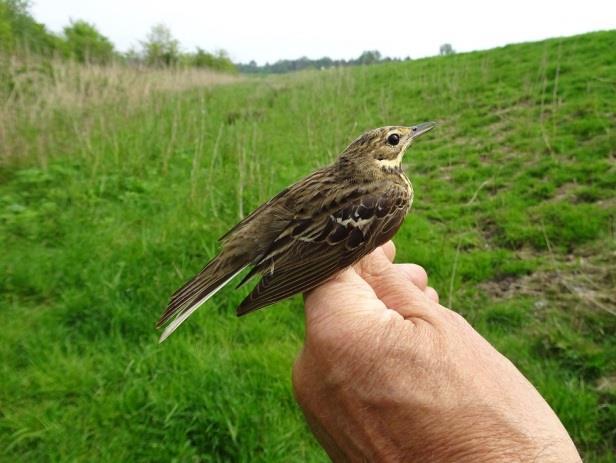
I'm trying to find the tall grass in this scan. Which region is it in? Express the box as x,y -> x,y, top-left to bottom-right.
0,56 -> 240,165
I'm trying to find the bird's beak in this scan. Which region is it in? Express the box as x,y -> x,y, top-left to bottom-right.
410,121 -> 436,139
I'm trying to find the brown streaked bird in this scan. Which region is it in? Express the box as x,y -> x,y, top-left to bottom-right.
157,122 -> 435,342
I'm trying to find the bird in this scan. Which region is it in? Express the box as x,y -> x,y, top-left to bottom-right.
157,122 -> 435,342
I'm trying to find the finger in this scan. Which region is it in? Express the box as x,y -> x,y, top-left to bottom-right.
352,248 -> 437,319
424,286 -> 439,303
393,263 -> 428,291
303,266 -> 385,326
382,241 -> 396,263
373,268 -> 434,319
353,245 -> 393,277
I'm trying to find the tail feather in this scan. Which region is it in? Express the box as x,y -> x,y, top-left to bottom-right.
167,260 -> 219,304
157,264 -> 247,342
158,259 -> 228,326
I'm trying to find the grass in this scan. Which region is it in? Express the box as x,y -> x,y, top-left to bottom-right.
0,55 -> 240,164
1,30 -> 615,461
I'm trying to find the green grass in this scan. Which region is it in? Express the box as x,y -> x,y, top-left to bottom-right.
1,31 -> 615,461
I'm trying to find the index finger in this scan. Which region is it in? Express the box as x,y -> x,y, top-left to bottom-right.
354,246 -> 439,321
303,265 -> 386,326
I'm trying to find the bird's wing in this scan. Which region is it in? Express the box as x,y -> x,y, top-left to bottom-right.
218,167 -> 333,244
157,169 -> 336,341
217,185 -> 290,243
236,186 -> 409,315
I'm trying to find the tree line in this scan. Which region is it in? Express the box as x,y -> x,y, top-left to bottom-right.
1,1 -> 455,74
237,50 -> 412,74
0,0 -> 236,72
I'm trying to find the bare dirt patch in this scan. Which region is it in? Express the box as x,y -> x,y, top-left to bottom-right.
480,249 -> 616,316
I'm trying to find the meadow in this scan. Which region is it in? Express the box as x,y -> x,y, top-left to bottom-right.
0,30 -> 614,462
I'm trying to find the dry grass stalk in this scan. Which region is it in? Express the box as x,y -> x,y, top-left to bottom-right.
0,55 -> 240,164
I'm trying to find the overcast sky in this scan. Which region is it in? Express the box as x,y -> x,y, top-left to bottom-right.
32,0 -> 616,64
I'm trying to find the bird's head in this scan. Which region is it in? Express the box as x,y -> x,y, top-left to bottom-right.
338,122 -> 435,173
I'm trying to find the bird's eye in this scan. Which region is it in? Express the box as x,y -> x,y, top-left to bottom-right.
387,133 -> 400,146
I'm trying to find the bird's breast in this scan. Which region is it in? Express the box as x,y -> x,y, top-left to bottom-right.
398,172 -> 413,197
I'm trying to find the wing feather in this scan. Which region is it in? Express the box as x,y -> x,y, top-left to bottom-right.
237,186 -> 408,315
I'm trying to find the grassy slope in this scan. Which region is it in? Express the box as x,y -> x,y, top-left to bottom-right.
1,31 -> 615,461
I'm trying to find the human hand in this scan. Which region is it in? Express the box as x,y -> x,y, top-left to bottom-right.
293,242 -> 581,462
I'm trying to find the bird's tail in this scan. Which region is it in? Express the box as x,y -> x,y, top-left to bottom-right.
157,258 -> 247,342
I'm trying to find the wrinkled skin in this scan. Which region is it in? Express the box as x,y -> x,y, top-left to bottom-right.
294,242 -> 581,463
